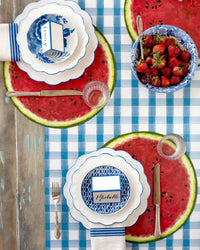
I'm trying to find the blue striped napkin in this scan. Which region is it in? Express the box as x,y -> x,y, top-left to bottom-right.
0,23 -> 20,61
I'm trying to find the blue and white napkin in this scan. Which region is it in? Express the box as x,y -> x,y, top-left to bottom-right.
90,227 -> 126,250
0,23 -> 20,61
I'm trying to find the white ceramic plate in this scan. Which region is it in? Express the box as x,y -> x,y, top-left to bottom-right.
17,3 -> 88,74
70,152 -> 143,226
63,148 -> 151,229
15,0 -> 98,85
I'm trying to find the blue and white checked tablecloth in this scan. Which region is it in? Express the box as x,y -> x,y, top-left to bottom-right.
45,0 -> 200,249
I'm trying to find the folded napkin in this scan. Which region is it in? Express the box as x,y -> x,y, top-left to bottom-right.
90,227 -> 126,250
0,23 -> 20,61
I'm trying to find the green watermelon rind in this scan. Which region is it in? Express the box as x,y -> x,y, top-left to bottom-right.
124,0 -> 138,42
104,131 -> 197,243
3,27 -> 116,128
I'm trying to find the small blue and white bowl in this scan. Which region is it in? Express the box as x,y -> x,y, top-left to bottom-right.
131,25 -> 199,93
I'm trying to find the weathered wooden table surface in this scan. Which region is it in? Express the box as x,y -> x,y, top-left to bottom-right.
0,1 -> 45,249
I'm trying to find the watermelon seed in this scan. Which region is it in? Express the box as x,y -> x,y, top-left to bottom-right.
49,101 -> 52,104
102,60 -> 105,63
74,101 -> 77,105
170,215 -> 173,218
148,216 -> 150,219
15,76 -> 18,79
151,167 -> 155,170
27,77 -> 31,80
101,75 -> 105,78
71,98 -> 73,101
38,109 -> 41,112
169,200 -> 172,203
161,171 -> 164,173
147,209 -> 151,212
153,145 -> 156,148
132,155 -> 135,158
128,144 -> 131,147
156,157 -> 158,161
150,219 -> 153,223
182,198 -> 185,201
170,195 -> 173,198
160,159 -> 163,162
89,74 -> 92,77
184,184 -> 188,187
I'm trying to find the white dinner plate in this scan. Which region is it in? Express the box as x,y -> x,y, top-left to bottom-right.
15,0 -> 98,85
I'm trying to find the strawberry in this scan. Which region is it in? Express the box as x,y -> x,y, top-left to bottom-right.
167,45 -> 180,57
150,66 -> 159,76
143,34 -> 156,47
143,47 -> 151,57
151,53 -> 166,69
153,43 -> 166,55
150,76 -> 161,87
160,66 -> 171,77
168,57 -> 180,68
154,34 -> 165,44
135,60 -> 150,74
181,65 -> 189,76
180,50 -> 191,62
172,66 -> 183,76
146,56 -> 152,64
171,75 -> 181,85
165,38 -> 174,47
161,75 -> 170,87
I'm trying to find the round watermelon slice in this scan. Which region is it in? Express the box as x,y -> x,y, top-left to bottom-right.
124,0 -> 200,64
3,27 -> 116,128
104,132 -> 197,243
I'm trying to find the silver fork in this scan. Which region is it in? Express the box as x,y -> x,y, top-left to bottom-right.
52,182 -> 61,239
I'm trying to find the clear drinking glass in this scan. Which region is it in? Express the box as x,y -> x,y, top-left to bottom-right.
157,134 -> 186,160
83,81 -> 110,109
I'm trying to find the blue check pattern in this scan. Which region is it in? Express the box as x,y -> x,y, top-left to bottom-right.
45,0 -> 200,249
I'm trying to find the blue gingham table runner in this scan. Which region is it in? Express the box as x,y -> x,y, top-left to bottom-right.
45,0 -> 200,249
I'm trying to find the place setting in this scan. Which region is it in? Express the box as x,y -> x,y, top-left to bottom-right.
49,132 -> 197,249
1,0 -> 116,128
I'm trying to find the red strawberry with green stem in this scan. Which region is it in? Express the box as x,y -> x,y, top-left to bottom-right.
151,53 -> 166,69
150,76 -> 161,87
135,59 -> 150,74
172,66 -> 183,76
153,43 -> 166,55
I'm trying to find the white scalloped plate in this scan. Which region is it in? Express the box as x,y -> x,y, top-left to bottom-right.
15,0 -> 98,85
63,148 -> 151,229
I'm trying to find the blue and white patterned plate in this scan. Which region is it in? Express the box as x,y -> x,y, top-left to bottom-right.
131,25 -> 199,93
17,2 -> 89,75
68,149 -> 143,226
27,14 -> 78,64
81,165 -> 130,214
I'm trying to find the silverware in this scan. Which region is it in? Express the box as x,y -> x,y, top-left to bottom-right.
154,163 -> 161,238
136,15 -> 144,60
6,89 -> 83,97
52,182 -> 61,239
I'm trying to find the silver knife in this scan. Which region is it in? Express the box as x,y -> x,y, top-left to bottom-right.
6,89 -> 83,97
154,163 -> 161,238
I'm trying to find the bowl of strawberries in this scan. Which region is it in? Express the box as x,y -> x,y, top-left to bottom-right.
131,25 -> 198,93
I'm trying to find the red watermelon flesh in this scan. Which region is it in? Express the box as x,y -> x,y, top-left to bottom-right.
7,44 -> 108,121
4,28 -> 116,127
128,0 -> 200,57
104,132 -> 197,242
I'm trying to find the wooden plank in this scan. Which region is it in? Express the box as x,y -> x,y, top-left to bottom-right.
14,0 -> 45,249
0,1 -> 18,249
0,0 -> 45,249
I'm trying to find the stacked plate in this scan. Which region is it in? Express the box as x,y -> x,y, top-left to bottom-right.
15,0 -> 98,85
63,148 -> 151,229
